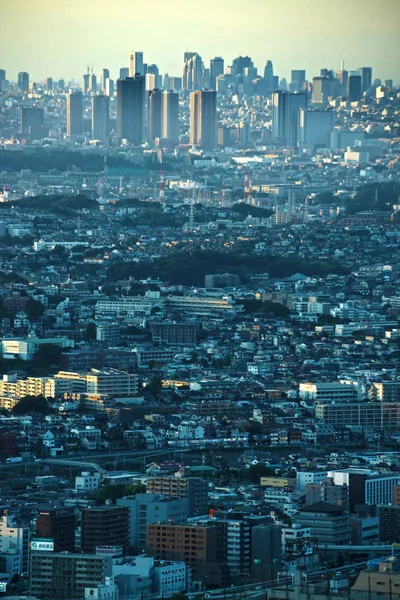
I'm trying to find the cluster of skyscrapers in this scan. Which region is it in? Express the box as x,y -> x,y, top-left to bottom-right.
6,51 -> 384,151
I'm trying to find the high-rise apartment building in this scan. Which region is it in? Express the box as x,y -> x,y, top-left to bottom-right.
272,90 -> 307,146
0,512 -> 30,576
251,522 -> 282,581
116,76 -> 145,144
147,88 -> 163,142
190,90 -> 217,150
81,506 -> 129,553
129,51 -> 144,77
35,506 -> 76,552
162,90 -> 179,145
21,108 -> 44,133
146,476 -> 208,516
348,75 -> 362,101
92,94 -> 109,143
30,552 -> 112,600
18,71 -> 29,92
210,57 -> 224,90
66,91 -> 84,136
146,523 -> 227,586
117,493 -> 188,549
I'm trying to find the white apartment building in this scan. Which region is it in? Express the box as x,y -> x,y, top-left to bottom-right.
0,512 -> 30,576
1,337 -> 74,361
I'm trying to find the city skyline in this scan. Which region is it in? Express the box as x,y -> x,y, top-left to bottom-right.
2,0 -> 400,83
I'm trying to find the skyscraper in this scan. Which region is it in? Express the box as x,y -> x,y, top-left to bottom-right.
162,90 -> 179,145
119,67 -> 129,79
358,67 -> 372,93
66,91 -> 84,136
101,68 -> 110,92
46,77 -> 53,91
129,51 -> 144,77
183,53 -> 204,91
272,90 -> 307,146
291,70 -> 306,92
18,71 -> 29,92
89,72 -> 97,93
83,71 -> 90,94
92,95 -> 109,143
21,108 -> 44,133
210,57 -> 224,90
348,75 -> 362,101
336,61 -> 348,95
148,89 -> 163,142
312,77 -> 331,103
116,75 -> 145,144
190,90 -> 217,150
264,60 -> 274,93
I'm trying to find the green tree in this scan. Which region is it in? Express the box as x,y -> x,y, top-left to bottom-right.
11,395 -> 53,415
33,344 -> 63,368
83,322 -> 97,341
25,298 -> 45,319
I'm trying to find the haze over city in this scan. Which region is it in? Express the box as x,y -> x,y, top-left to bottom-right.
2,0 -> 400,82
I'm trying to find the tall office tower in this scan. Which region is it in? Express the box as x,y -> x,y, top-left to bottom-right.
30,552 -> 112,600
46,77 -> 53,91
348,75 -> 362,101
210,57 -> 224,90
105,78 -> 114,97
92,95 -> 109,143
272,90 -> 307,146
66,91 -> 84,136
147,64 -> 162,88
129,51 -> 144,77
358,67 -> 372,93
116,75 -> 145,144
0,512 -> 30,576
190,90 -> 217,150
119,67 -> 129,79
298,109 -> 334,149
18,71 -> 29,92
279,78 -> 288,90
162,90 -> 179,144
147,88 -> 163,142
263,60 -> 274,93
321,68 -> 334,79
83,71 -> 90,93
336,61 -> 348,93
81,506 -> 129,553
385,79 -> 393,89
202,67 -> 211,89
101,68 -> 109,91
231,56 -> 254,78
312,76 -> 331,103
183,53 -> 204,91
0,69 -> 6,92
35,506 -> 76,552
145,73 -> 156,91
291,70 -> 306,91
89,73 -> 97,93
21,107 -> 44,133
182,52 -> 197,89
58,79 -> 65,91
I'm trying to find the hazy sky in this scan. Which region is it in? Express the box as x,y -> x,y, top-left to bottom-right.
2,0 -> 400,83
